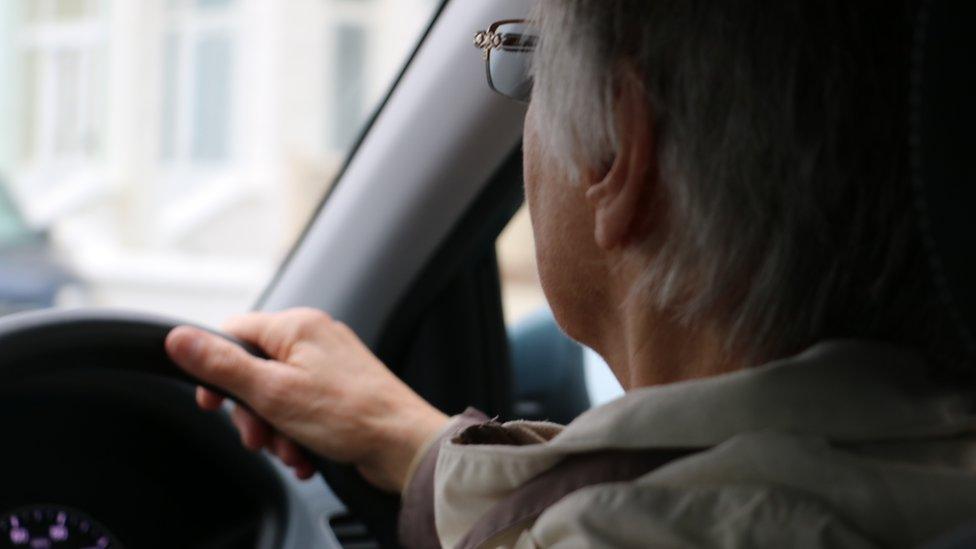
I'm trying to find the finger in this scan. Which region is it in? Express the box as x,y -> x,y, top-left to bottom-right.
293,460 -> 316,480
222,312 -> 283,357
232,406 -> 272,451
272,435 -> 305,467
221,312 -> 273,343
225,309 -> 336,360
166,326 -> 272,402
196,386 -> 225,411
271,436 -> 316,480
288,443 -> 314,477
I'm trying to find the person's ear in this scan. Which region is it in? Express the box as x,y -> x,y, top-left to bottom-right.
585,70 -> 656,251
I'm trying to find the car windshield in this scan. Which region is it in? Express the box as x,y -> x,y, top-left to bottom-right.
0,0 -> 441,323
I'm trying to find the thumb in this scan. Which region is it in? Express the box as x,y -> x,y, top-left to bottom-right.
166,326 -> 267,401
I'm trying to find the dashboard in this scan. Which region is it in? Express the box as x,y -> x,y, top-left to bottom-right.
0,370 -> 344,548
1,506 -> 120,548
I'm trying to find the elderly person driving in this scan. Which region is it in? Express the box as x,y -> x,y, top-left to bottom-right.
166,0 -> 976,547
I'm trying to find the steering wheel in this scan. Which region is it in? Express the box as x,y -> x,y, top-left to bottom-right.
0,308 -> 402,548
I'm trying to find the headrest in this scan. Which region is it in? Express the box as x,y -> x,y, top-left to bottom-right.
912,0 -> 976,357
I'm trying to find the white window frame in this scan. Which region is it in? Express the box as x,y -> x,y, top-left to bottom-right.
160,0 -> 241,174
154,0 -> 250,244
316,0 -> 440,157
16,0 -> 105,173
319,1 -> 380,156
11,0 -> 109,224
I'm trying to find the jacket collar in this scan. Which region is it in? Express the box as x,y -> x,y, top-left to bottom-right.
546,340 -> 976,452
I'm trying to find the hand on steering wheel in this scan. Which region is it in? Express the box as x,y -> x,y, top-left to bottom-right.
165,308 -> 448,493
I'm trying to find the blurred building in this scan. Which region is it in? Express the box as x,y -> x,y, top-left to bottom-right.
0,0 -> 436,325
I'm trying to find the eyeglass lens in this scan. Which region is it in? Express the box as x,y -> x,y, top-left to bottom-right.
487,22 -> 535,102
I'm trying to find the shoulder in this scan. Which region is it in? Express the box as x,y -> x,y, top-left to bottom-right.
520,481 -> 878,549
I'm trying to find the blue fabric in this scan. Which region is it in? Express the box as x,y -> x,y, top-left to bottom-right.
508,307 -> 589,423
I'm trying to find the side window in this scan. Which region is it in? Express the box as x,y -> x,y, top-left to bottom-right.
496,205 -> 623,424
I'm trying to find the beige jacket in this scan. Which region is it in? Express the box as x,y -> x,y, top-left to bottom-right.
399,340 -> 976,548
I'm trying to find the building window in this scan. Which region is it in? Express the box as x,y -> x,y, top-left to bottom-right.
17,0 -> 105,169
191,33 -> 232,160
160,0 -> 237,168
329,24 -> 368,150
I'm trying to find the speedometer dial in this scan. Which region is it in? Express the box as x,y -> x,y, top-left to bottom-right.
0,506 -> 120,548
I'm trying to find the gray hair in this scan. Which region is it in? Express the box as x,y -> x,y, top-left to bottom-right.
530,0 -> 948,366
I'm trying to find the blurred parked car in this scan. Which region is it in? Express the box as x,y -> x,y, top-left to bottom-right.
0,182 -> 81,316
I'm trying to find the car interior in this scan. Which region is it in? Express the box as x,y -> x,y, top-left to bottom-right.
0,0 -> 972,547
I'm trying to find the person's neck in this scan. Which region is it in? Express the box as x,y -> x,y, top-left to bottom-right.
595,281 -> 745,391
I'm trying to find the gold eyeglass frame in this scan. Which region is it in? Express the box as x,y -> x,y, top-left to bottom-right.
473,19 -> 534,60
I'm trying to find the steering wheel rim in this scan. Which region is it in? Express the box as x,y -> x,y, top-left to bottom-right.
0,307 -> 402,548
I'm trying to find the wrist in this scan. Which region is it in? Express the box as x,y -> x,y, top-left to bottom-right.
360,402 -> 448,492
